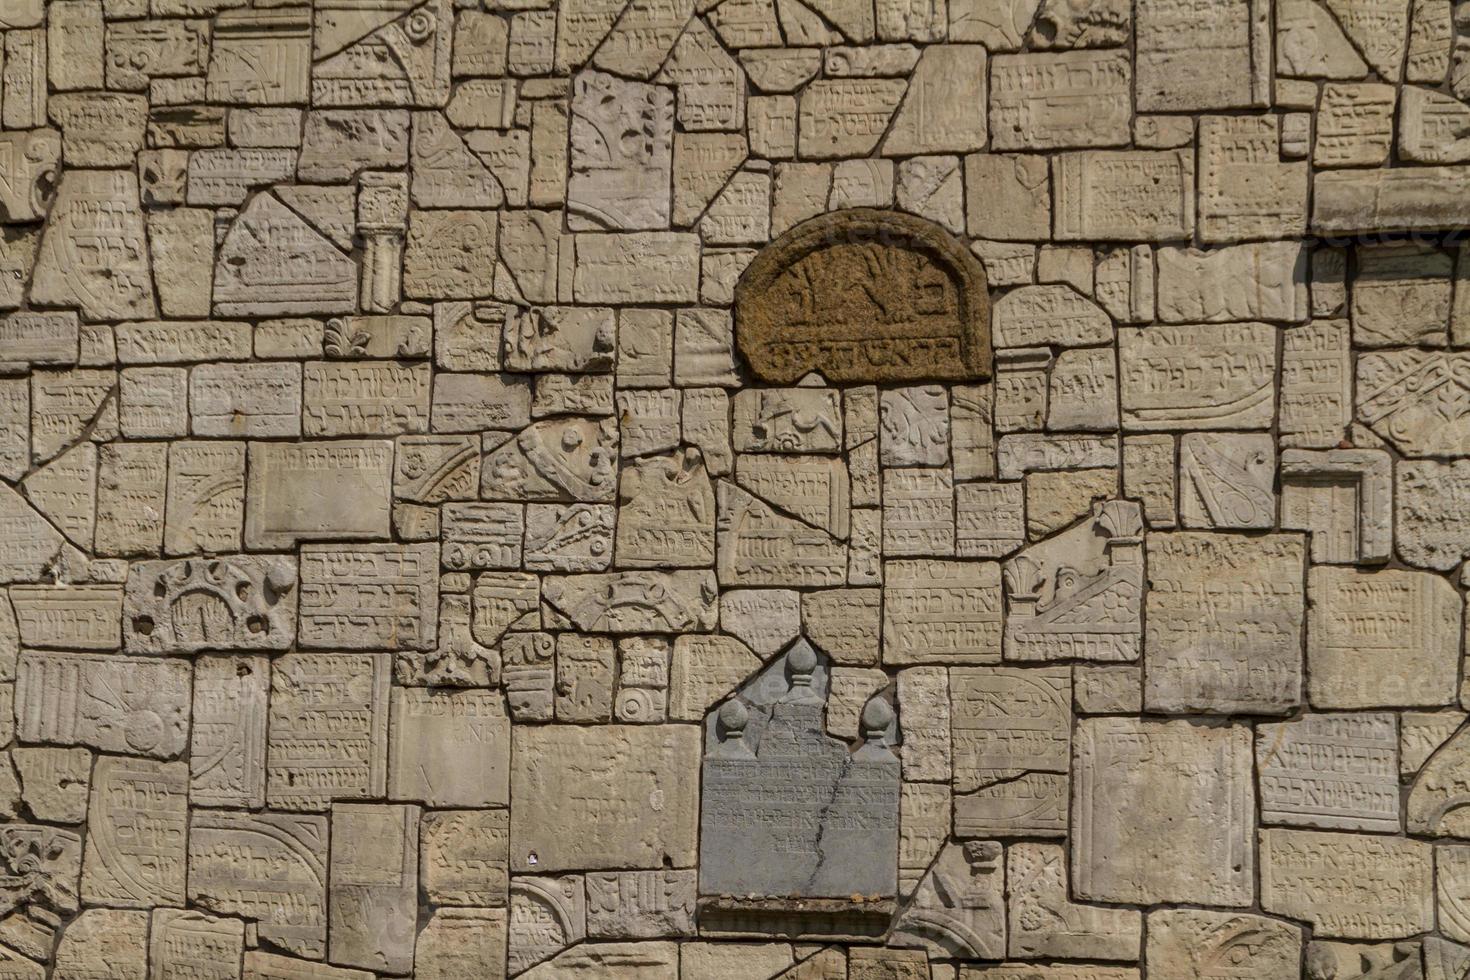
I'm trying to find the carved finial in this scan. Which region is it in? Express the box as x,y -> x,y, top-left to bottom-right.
787,642 -> 817,688
860,698 -> 893,741
718,699 -> 749,741
1094,499 -> 1143,541
1003,555 -> 1045,599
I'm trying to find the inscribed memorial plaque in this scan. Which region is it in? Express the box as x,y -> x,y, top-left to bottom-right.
735,209 -> 991,384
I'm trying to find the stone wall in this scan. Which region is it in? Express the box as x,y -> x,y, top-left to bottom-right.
2,0 -> 1470,976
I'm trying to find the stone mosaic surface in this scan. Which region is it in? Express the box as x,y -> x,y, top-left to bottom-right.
3,0 -> 1470,976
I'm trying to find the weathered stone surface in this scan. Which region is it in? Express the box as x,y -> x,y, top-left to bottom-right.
512,725 -> 700,871
1007,842 -> 1140,960
53,909 -> 147,980
1397,460 -> 1470,570
1136,0 -> 1269,111
510,875 -> 586,973
952,666 -> 1069,838
17,650 -> 189,757
736,210 -> 990,384
1120,323 -> 1276,430
188,810 -> 327,958
82,757 -> 187,907
266,652 -> 390,811
990,50 -> 1130,150
1258,712 -> 1400,832
1309,567 -> 1460,708
329,803 -> 420,975
1073,718 -> 1254,906
1054,150 -> 1194,241
1145,533 -> 1305,714
883,559 -> 1001,665
701,642 -> 899,900
1145,909 -> 1302,980
1261,829 -> 1433,938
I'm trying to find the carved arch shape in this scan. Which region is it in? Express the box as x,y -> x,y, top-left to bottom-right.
735,209 -> 992,385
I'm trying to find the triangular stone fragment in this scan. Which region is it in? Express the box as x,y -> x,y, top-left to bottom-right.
1278,0 -> 1370,78
776,0 -> 844,46
1323,0 -> 1409,79
274,185 -> 357,252
410,112 -> 503,208
673,133 -> 747,225
806,0 -> 875,41
557,0 -> 632,72
214,193 -> 357,316
22,443 -> 96,550
32,171 -> 157,322
0,483 -> 85,584
593,0 -> 696,78
313,0 -> 420,61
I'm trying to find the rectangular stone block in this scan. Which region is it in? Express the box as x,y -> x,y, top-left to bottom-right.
1260,829 -> 1433,938
245,441 -> 393,549
330,803 -> 421,975
511,725 -> 700,872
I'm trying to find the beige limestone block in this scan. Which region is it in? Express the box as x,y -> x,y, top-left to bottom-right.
415,908 -> 508,980
82,757 -> 188,908
329,803 -> 420,975
1257,712 -> 1399,832
1073,717 -> 1254,906
1397,460 -> 1470,570
990,49 -> 1129,151
799,79 -> 907,157
1136,0 -> 1270,110
1261,829 -> 1433,938
683,943 -> 795,980
1199,115 -> 1308,243
1309,567 -> 1461,708
1008,842 -> 1140,960
1145,532 -> 1305,714
53,909 -> 148,980
12,746 -> 90,824
521,942 -> 679,979
1054,149 -> 1194,241
511,725 -> 700,871
1145,909 -> 1302,980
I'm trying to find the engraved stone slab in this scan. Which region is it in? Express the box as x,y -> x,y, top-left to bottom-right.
245,441 -> 393,550
1073,718 -> 1254,906
1398,459 -> 1470,571
1137,0 -> 1270,108
297,543 -> 438,651
1007,842 -> 1140,961
1261,829 -> 1433,938
586,870 -> 696,939
511,725 -> 700,872
1003,499 -> 1143,663
543,570 -> 717,633
990,50 -> 1131,150
267,652 -> 389,811
883,559 -> 1002,665
188,810 -> 328,959
1178,432 -> 1275,529
329,803 -> 420,975
953,666 -> 1069,838
17,651 -> 189,758
1145,533 -> 1305,714
1307,567 -> 1461,708
1145,909 -> 1302,980
148,909 -> 244,980
1359,350 -> 1470,458
1054,150 -> 1194,241
735,209 -> 991,384
510,875 -> 586,973
1120,323 -> 1276,430
1257,712 -> 1399,832
124,555 -> 296,654
421,809 -> 509,907
389,687 -> 510,807
190,654 -> 268,809
700,643 -> 899,900
82,757 -> 187,908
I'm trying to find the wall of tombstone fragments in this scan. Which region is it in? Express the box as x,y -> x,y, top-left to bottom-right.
4,0 -> 1470,976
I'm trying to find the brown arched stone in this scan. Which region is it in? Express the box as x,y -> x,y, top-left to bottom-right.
734,208 -> 992,385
